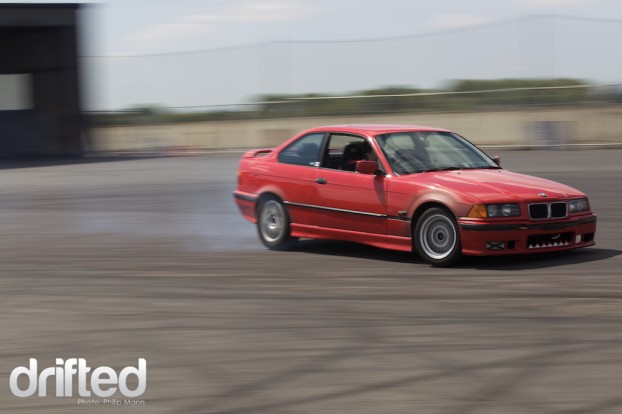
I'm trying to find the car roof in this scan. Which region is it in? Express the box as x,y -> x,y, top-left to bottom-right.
305,124 -> 451,136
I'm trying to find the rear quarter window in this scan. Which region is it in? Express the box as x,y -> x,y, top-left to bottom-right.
278,133 -> 324,166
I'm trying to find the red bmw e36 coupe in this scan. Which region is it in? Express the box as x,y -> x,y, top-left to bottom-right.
233,124 -> 596,266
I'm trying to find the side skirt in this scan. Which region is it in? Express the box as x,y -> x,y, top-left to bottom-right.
290,223 -> 412,252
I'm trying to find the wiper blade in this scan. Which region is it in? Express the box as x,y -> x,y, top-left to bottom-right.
423,166 -> 462,172
462,165 -> 501,170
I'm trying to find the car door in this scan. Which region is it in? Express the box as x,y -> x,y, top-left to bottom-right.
271,132 -> 326,226
311,134 -> 388,235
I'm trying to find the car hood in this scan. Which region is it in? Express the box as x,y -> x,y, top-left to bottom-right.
398,169 -> 585,203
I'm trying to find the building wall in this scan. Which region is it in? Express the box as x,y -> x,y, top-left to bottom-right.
0,5 -> 83,157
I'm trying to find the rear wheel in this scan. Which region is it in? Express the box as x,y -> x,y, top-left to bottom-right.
257,197 -> 297,250
414,207 -> 462,266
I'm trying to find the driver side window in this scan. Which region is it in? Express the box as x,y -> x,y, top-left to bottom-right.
322,134 -> 377,171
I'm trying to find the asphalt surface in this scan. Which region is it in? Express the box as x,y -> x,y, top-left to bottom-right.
1,150 -> 621,413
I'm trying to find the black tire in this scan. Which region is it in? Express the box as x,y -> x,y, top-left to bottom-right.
256,197 -> 297,250
414,207 -> 462,267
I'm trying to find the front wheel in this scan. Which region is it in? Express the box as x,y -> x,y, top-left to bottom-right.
257,197 -> 297,250
414,207 -> 462,267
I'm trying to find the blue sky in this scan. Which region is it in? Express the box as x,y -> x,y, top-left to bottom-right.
6,0 -> 622,110
86,0 -> 622,55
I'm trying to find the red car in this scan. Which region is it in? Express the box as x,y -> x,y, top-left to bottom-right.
233,125 -> 596,266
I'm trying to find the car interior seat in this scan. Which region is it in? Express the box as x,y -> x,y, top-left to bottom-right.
340,142 -> 365,171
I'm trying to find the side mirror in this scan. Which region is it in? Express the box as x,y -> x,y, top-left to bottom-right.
493,155 -> 501,167
355,160 -> 379,175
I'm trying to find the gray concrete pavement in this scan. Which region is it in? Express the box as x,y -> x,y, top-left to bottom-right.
0,150 -> 621,413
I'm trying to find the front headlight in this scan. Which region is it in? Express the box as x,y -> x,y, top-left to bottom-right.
568,198 -> 590,213
487,204 -> 521,217
467,204 -> 520,218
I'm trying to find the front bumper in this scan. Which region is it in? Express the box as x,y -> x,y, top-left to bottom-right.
458,214 -> 597,256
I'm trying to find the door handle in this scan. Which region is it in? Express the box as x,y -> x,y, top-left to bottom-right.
315,178 -> 328,184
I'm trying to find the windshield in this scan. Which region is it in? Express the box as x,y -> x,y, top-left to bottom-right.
375,131 -> 499,175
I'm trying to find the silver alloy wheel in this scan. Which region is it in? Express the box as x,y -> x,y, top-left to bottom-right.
259,200 -> 285,243
418,213 -> 457,260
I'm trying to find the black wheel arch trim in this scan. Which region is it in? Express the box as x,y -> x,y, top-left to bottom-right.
233,191 -> 258,203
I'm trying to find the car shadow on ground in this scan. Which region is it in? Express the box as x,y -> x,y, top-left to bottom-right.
457,248 -> 621,271
293,240 -> 417,264
293,239 -> 621,271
